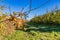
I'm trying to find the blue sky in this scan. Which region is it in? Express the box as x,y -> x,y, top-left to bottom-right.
0,0 -> 60,20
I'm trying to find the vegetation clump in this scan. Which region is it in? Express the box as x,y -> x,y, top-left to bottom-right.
30,10 -> 60,26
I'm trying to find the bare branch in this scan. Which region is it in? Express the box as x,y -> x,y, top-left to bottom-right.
20,7 -> 25,12
24,0 -> 51,15
28,0 -> 32,14
9,6 -> 11,15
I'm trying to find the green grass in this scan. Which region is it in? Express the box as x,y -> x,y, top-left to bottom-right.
1,30 -> 60,40
1,24 -> 60,40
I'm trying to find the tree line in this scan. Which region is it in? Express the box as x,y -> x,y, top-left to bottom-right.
30,10 -> 60,25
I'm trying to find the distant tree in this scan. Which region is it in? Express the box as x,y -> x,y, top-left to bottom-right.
30,8 -> 60,25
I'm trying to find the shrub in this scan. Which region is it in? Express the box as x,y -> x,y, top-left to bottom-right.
0,21 -> 15,36
30,10 -> 60,25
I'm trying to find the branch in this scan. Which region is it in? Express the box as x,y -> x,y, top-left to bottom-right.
24,0 -> 51,15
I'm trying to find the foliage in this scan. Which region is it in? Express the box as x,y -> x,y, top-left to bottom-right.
30,10 -> 60,25
0,13 -> 15,36
0,21 -> 15,36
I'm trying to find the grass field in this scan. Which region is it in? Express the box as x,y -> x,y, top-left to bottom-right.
1,30 -> 60,40
1,24 -> 60,40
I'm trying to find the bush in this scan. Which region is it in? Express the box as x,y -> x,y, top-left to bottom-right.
30,10 -> 60,25
0,21 -> 15,36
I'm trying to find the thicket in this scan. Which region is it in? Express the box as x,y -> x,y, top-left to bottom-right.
30,10 -> 60,25
0,13 -> 15,36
